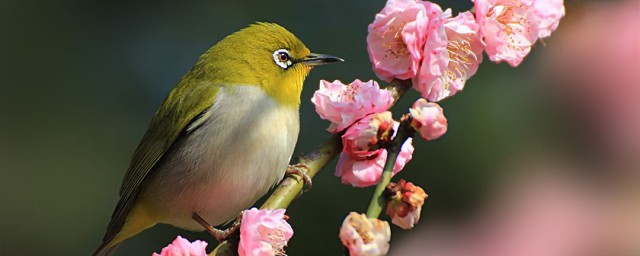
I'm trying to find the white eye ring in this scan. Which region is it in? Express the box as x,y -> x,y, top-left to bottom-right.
273,49 -> 293,69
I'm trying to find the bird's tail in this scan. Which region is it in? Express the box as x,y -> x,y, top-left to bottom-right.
92,242 -> 121,256
93,204 -> 157,256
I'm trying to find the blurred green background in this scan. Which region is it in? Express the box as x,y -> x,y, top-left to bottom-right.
0,0 -> 611,255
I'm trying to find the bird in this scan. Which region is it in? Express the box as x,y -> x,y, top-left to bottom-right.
93,22 -> 343,256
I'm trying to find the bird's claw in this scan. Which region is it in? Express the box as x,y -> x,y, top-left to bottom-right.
192,212 -> 242,242
286,163 -> 312,192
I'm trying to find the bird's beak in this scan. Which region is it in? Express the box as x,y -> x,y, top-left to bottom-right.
300,53 -> 344,66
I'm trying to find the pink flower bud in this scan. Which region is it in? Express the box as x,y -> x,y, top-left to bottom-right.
385,179 -> 428,229
339,212 -> 391,256
238,208 -> 293,256
152,236 -> 207,256
311,79 -> 393,133
409,98 -> 447,141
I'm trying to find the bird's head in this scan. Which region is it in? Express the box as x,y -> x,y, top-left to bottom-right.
192,22 -> 343,107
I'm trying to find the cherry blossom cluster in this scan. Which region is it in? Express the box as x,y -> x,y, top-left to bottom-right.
311,75 -> 446,256
369,0 -> 564,102
312,0 -> 564,255
312,79 -> 441,188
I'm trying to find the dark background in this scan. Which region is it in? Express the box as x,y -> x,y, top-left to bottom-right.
2,0 -> 628,255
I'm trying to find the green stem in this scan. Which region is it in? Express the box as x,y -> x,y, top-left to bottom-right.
365,120 -> 412,218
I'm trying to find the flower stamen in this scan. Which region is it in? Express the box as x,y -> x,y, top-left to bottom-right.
379,19 -> 410,59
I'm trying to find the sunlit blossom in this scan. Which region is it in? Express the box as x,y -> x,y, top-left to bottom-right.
152,236 -> 207,256
414,10 -> 484,101
311,79 -> 393,133
238,208 -> 293,256
367,0 -> 433,81
474,0 -> 539,67
339,212 -> 391,256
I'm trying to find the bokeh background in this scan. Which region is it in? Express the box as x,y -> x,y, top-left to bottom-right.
1,0 -> 638,255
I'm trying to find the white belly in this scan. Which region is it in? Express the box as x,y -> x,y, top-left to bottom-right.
139,85 -> 299,230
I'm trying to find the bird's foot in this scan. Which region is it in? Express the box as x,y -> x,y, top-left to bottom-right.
285,163 -> 312,191
192,212 -> 242,242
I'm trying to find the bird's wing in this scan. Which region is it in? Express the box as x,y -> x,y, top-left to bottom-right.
102,81 -> 220,242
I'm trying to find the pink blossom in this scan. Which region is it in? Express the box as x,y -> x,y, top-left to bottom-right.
340,212 -> 391,256
152,236 -> 207,256
335,127 -> 414,187
342,112 -> 394,160
238,208 -> 293,256
385,180 -> 428,229
414,11 -> 484,102
533,0 -> 565,38
311,79 -> 393,133
411,5 -> 446,100
409,98 -> 447,141
366,0 -> 431,82
474,0 -> 539,67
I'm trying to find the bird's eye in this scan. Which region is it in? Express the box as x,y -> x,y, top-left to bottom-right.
278,52 -> 288,62
273,49 -> 292,69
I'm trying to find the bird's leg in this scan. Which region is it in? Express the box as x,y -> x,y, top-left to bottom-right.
285,163 -> 312,191
192,213 -> 242,242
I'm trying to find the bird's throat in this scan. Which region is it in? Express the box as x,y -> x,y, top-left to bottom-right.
262,66 -> 310,107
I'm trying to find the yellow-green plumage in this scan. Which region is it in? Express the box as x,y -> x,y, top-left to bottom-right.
94,22 -> 341,256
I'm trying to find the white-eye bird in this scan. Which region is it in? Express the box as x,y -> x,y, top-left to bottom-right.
93,22 -> 343,256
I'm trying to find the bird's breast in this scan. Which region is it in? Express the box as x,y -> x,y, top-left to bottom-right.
141,85 -> 300,229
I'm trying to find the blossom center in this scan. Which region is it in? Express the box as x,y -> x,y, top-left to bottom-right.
351,220 -> 374,244
258,227 -> 287,255
441,35 -> 477,87
487,3 -> 532,51
379,16 -> 410,59
340,83 -> 362,102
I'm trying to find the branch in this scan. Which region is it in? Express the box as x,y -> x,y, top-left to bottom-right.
210,79 -> 412,255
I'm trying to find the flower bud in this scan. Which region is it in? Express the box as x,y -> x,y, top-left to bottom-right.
385,180 -> 428,229
409,98 -> 447,141
339,212 -> 391,256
